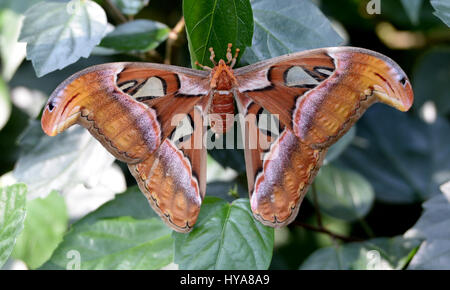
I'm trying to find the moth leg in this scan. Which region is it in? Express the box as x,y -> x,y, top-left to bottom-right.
226,43 -> 240,68
226,43 -> 233,64
194,47 -> 217,70
194,61 -> 212,71
209,47 -> 217,65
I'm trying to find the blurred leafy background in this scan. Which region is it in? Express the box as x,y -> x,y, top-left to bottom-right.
0,0 -> 449,270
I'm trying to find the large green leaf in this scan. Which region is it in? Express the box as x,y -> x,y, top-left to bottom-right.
40,216 -> 173,270
173,197 -> 274,270
19,0 -> 107,76
183,0 -> 253,68
13,120 -> 116,200
0,77 -> 10,130
405,185 -> 450,269
406,185 -> 450,241
309,164 -> 374,222
12,191 -> 67,269
39,186 -> 170,269
0,183 -> 27,267
100,20 -> 169,52
413,48 -> 450,115
300,236 -> 420,270
109,0 -> 149,15
0,0 -> 41,14
64,163 -> 126,220
431,0 -> 450,27
74,186 -> 158,226
242,0 -> 343,64
339,106 -> 450,203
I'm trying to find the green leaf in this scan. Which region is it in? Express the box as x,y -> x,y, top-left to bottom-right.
405,185 -> 450,269
242,0 -> 343,64
400,0 -> 423,25
406,186 -> 450,241
12,191 -> 67,269
0,183 -> 27,267
339,106 -> 450,203
413,48 -> 450,115
431,0 -> 450,27
0,0 -> 41,14
109,0 -> 149,15
19,0 -> 107,77
323,126 -> 355,165
173,197 -> 274,270
0,76 -> 11,130
13,120 -> 116,200
100,19 -> 169,52
408,240 -> 450,269
300,236 -> 420,270
39,186 -> 172,269
40,216 -> 173,270
183,0 -> 253,67
74,186 -> 158,227
309,164 -> 374,222
0,9 -> 26,81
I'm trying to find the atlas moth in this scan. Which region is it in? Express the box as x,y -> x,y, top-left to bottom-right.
41,44 -> 413,233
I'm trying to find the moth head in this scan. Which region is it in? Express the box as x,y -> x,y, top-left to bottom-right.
42,85 -> 83,136
41,63 -> 122,136
330,48 -> 414,112
371,69 -> 414,112
355,49 -> 414,112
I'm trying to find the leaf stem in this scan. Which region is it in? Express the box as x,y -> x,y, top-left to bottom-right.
292,221 -> 363,243
164,17 -> 186,64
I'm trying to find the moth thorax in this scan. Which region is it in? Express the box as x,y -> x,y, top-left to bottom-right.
217,72 -> 234,89
211,67 -> 236,90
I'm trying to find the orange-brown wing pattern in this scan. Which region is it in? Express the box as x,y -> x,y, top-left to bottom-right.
235,47 -> 413,148
41,62 -> 210,164
116,64 -> 210,141
40,46 -> 414,232
235,47 -> 413,226
41,62 -> 210,232
236,50 -> 336,132
129,106 -> 207,232
236,94 -> 326,226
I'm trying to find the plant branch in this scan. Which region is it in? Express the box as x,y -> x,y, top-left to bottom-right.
104,0 -> 127,24
164,17 -> 186,64
292,182 -> 364,243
